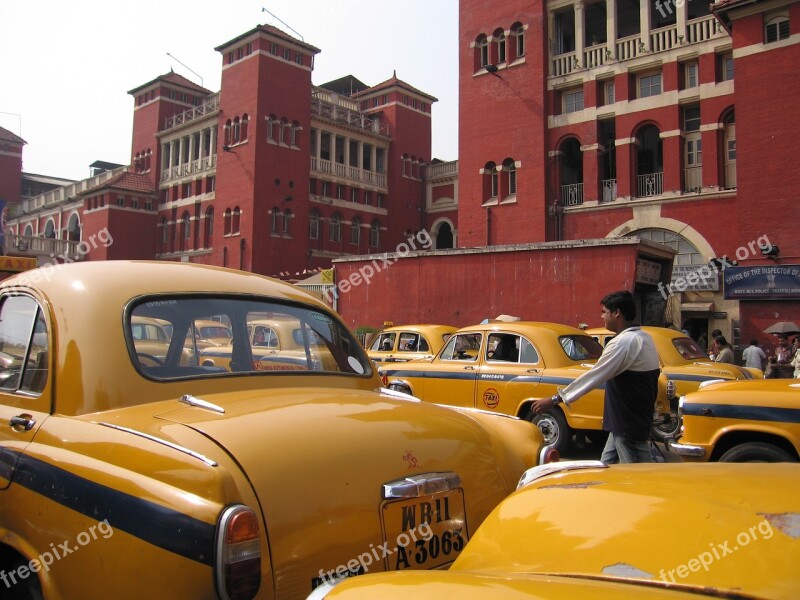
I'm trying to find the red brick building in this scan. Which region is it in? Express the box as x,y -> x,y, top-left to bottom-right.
3,24 -> 456,276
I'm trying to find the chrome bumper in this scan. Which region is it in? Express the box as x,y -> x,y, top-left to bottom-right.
666,438 -> 706,457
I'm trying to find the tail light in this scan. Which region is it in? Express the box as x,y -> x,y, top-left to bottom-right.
216,505 -> 261,600
380,372 -> 388,386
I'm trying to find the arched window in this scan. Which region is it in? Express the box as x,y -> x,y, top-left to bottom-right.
270,207 -> 282,233
232,207 -> 241,234
723,110 -> 736,190
283,209 -> 291,234
224,208 -> 232,236
241,114 -> 249,142
24,225 -> 33,237
330,213 -> 342,243
309,210 -> 320,240
144,149 -> 152,172
224,119 -> 232,146
559,138 -> 584,206
765,16 -> 790,43
232,117 -> 241,145
502,158 -> 517,197
290,120 -> 301,147
512,22 -> 525,59
370,220 -> 380,248
434,221 -> 454,249
182,211 -> 191,239
266,114 -> 277,143
476,34 -> 489,70
44,220 -> 56,239
67,213 -> 81,242
350,216 -> 361,245
635,124 -> 664,197
483,161 -> 498,201
280,118 -> 289,144
493,28 -> 506,64
204,207 -> 214,248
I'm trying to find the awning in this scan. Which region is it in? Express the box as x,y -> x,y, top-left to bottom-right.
681,302 -> 714,313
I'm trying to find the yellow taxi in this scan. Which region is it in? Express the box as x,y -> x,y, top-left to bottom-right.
586,327 -> 762,440
366,324 -> 456,364
0,261 -> 548,600
668,379 -> 800,462
311,461 -> 800,599
379,322 -> 617,453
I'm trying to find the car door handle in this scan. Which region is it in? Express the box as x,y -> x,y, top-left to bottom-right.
526,368 -> 541,373
463,366 -> 475,370
9,414 -> 36,431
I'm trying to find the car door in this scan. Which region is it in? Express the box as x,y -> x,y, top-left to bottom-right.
477,332 -> 541,416
0,293 -> 52,489
422,332 -> 483,409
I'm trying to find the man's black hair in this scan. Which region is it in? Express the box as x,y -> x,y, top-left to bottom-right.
600,290 -> 636,322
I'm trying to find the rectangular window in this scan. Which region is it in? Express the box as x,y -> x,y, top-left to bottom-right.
639,73 -> 662,98
350,188 -> 358,203
719,54 -> 734,81
295,52 -> 303,65
132,198 -> 139,209
117,197 -> 125,207
336,185 -> 344,200
321,181 -> 329,197
270,43 -> 278,56
283,48 -> 291,60
145,199 -> 153,211
364,191 -> 371,205
564,89 -> 584,113
683,106 -> 701,132
605,81 -> 615,105
685,62 -> 698,88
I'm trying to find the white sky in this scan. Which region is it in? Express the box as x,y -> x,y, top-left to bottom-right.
0,0 -> 458,182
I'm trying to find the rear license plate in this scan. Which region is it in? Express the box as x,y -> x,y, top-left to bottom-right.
380,489 -> 468,571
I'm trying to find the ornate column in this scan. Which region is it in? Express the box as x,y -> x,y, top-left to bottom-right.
574,1 -> 585,68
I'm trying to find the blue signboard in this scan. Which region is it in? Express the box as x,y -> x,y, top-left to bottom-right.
723,265 -> 800,299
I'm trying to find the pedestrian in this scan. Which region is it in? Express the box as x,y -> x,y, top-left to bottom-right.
742,339 -> 767,371
713,336 -> 735,364
708,329 -> 722,360
792,346 -> 800,379
532,290 -> 660,464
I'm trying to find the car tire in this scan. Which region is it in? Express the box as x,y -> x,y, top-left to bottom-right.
529,408 -> 572,454
718,442 -> 796,463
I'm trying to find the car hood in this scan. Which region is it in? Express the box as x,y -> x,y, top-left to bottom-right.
151,386 -> 537,593
453,463 -> 800,600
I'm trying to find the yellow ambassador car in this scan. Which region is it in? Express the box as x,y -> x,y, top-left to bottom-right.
366,325 -> 457,364
311,461 -> 800,599
0,261 -> 549,600
379,322 -> 615,453
586,327 -> 761,441
668,379 -> 800,462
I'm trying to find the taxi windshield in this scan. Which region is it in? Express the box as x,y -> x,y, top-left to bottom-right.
559,335 -> 603,361
128,296 -> 371,379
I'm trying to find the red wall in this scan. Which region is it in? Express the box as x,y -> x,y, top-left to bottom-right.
334,241 -> 654,329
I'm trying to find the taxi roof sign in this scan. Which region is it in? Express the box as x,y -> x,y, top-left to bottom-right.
0,256 -> 37,273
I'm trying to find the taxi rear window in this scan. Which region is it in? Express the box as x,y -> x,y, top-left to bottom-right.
559,335 -> 603,361
128,296 -> 371,379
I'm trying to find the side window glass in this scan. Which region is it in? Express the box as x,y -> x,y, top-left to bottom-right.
398,333 -> 419,352
0,295 -> 48,394
519,337 -> 539,364
440,333 -> 481,361
373,333 -> 396,351
417,336 -> 430,352
487,333 -> 522,362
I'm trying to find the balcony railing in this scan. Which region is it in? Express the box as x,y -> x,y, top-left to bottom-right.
550,15 -> 726,77
561,183 -> 584,206
164,94 -> 220,130
6,234 -> 83,261
310,157 -> 387,189
161,154 -> 217,183
311,87 -> 390,137
426,160 -> 458,179
601,179 -> 617,203
637,172 -> 664,197
684,167 -> 702,193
